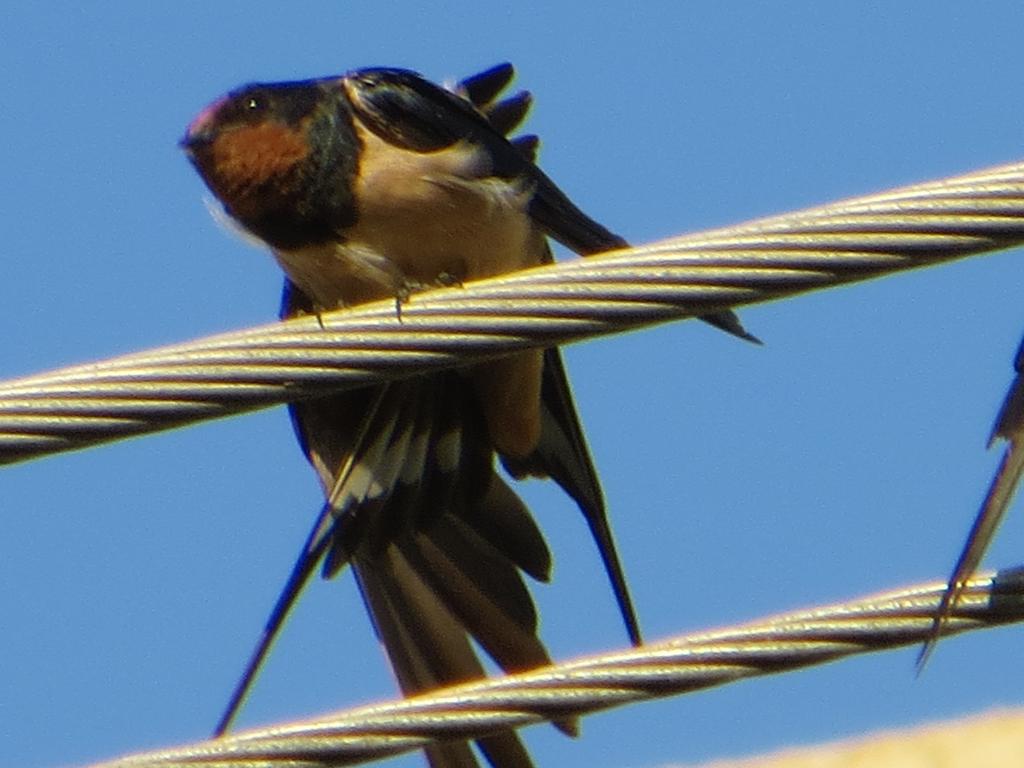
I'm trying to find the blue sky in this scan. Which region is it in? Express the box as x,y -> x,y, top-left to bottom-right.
3,4 -> 1024,767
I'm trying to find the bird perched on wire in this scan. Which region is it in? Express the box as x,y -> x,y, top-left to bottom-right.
182,62 -> 757,767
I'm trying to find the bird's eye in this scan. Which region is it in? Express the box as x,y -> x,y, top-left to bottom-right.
246,96 -> 261,111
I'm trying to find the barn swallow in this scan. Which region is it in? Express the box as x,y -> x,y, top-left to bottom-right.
917,331 -> 1024,670
182,63 -> 756,767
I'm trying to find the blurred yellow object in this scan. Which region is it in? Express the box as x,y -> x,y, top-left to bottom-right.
695,708 -> 1024,768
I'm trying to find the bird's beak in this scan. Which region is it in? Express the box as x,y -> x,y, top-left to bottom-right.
180,100 -> 223,155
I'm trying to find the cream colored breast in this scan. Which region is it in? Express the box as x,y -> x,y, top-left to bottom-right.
272,125 -> 548,315
352,127 -> 546,278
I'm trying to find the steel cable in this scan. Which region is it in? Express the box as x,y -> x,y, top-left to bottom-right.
87,566 -> 1024,768
1,160 -> 1023,464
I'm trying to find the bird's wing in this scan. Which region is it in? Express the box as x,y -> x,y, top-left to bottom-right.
342,68 -> 643,640
343,65 -> 758,342
342,66 -> 629,253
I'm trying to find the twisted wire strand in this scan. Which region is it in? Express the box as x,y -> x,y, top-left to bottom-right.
88,566 -> 1024,768
3,160 -> 1024,464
